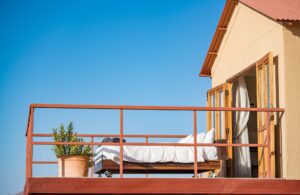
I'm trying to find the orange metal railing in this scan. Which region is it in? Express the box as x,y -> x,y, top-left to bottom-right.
25,104 -> 284,179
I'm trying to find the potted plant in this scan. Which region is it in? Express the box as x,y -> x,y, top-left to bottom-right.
52,122 -> 93,177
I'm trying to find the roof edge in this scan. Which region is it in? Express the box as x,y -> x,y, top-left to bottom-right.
199,0 -> 300,77
199,0 -> 238,77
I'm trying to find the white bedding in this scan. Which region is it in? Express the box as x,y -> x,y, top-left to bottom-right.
94,129 -> 218,164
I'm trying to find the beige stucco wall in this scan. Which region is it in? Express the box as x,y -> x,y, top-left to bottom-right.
283,22 -> 300,179
211,3 -> 285,87
210,3 -> 289,177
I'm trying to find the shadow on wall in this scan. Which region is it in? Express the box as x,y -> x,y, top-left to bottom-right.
286,21 -> 300,37
273,55 -> 283,178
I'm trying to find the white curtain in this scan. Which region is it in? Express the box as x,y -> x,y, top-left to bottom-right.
233,77 -> 251,177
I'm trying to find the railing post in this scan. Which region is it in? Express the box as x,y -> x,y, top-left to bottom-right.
145,136 -> 149,178
145,136 -> 149,144
119,109 -> 124,178
193,111 -> 198,178
26,107 -> 34,179
90,136 -> 94,178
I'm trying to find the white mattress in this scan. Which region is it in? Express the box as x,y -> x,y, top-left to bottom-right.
94,129 -> 218,164
94,145 -> 218,164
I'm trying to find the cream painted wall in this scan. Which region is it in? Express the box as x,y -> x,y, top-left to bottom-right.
211,3 -> 285,87
209,3 -> 288,177
283,22 -> 300,179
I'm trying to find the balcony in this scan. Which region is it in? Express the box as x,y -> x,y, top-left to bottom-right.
24,104 -> 300,195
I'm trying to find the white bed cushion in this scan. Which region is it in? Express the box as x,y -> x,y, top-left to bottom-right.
177,134 -> 193,143
94,145 -> 210,164
203,128 -> 218,160
177,132 -> 206,143
94,131 -> 217,164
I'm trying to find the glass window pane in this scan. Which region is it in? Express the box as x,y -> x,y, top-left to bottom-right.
211,94 -> 215,129
259,67 -> 266,126
219,90 -> 225,139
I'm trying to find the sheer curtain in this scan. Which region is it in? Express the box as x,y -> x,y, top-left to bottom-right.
233,77 -> 251,177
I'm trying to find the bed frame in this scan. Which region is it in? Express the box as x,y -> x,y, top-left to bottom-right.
94,139 -> 228,176
94,159 -> 221,174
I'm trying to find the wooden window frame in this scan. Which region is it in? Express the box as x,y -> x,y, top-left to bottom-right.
207,84 -> 231,141
207,83 -> 233,177
256,52 -> 275,178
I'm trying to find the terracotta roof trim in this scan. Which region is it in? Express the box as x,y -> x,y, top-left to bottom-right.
199,0 -> 300,77
199,0 -> 238,77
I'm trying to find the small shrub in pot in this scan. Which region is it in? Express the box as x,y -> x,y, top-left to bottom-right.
52,122 -> 93,177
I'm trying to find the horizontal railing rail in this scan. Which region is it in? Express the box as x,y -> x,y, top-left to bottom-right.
32,141 -> 268,147
33,133 -> 187,138
29,103 -> 284,111
25,103 -> 284,180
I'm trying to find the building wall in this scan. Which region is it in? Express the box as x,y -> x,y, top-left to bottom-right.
283,22 -> 300,179
210,3 -> 288,177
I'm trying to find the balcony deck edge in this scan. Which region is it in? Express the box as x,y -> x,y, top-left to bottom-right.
25,177 -> 300,194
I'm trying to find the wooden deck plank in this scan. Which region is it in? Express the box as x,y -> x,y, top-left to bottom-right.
25,177 -> 300,194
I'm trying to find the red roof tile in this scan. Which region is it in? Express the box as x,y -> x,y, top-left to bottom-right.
240,0 -> 300,21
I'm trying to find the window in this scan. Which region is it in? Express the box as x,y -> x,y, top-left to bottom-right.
207,83 -> 233,177
207,84 -> 231,140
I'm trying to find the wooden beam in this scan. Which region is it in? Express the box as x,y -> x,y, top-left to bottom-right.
209,51 -> 218,55
26,107 -> 34,178
32,141 -> 268,147
193,111 -> 198,177
218,27 -> 227,31
94,160 -> 220,174
25,177 -> 300,194
29,104 -> 285,112
33,133 -> 187,138
200,0 -> 238,76
32,161 -> 57,164
119,109 -> 124,178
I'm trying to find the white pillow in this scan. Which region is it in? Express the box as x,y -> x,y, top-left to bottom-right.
203,128 -> 215,143
177,134 -> 193,143
177,132 -> 205,143
196,132 -> 206,143
203,128 -> 218,160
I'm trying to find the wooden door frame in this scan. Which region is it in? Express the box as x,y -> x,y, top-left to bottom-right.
225,52 -> 275,178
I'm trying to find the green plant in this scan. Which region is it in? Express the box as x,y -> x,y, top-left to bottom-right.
52,122 -> 93,158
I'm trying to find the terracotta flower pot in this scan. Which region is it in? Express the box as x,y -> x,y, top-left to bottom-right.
58,156 -> 89,177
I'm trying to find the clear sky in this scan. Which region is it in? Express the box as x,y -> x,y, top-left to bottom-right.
0,0 -> 225,194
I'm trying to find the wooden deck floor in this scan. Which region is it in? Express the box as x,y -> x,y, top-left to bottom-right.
25,177 -> 300,194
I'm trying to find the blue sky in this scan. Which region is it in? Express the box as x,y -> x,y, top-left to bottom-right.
0,0 -> 225,194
